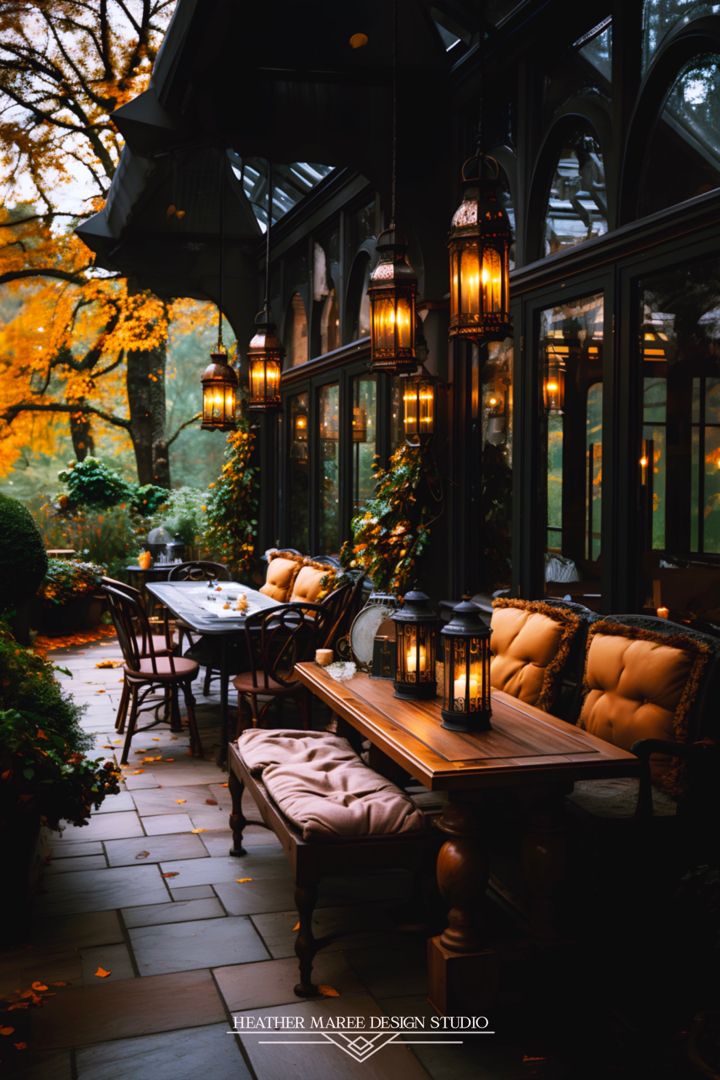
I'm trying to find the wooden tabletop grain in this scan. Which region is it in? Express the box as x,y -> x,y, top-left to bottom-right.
296,663 -> 641,792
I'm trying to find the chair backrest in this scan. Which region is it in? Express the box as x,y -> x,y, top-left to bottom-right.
103,581 -> 166,674
167,560 -> 231,582
490,597 -> 586,717
578,614 -> 720,793
244,603 -> 325,690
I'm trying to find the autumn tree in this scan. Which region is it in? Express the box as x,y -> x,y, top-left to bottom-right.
0,0 -> 200,486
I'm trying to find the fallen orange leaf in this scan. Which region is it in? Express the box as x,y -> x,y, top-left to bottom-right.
235,877 -> 253,884
191,828 -> 206,834
135,851 -> 150,860
94,966 -> 111,978
220,782 -> 229,788
162,871 -> 179,878
96,689 -> 106,694
205,798 -> 218,806
31,981 -> 48,991
13,1042 -> 27,1050
152,737 -> 161,741
318,985 -> 340,998
131,769 -> 145,775
0,1026 -> 15,1036
175,799 -> 186,804
292,921 -> 300,932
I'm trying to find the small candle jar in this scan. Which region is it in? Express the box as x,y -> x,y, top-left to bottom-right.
316,648 -> 334,666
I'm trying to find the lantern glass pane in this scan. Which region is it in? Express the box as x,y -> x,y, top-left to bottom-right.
396,295 -> 413,350
371,296 -> 396,354
459,243 -> 481,317
481,247 -> 502,313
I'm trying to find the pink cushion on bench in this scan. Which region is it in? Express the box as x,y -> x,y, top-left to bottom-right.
236,728 -> 424,840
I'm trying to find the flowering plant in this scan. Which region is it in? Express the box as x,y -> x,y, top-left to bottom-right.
0,625 -> 121,830
37,558 -> 106,606
203,419 -> 258,575
340,442 -> 442,595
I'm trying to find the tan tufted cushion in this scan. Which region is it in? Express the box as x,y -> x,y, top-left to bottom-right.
260,550 -> 303,601
289,560 -> 335,603
579,622 -> 710,793
490,599 -> 582,711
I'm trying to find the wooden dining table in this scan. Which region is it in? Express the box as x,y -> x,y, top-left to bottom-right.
146,580 -> 279,761
295,662 -> 641,1014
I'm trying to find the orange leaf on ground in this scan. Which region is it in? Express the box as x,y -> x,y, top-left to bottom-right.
135,851 -> 150,860
175,799 -> 186,804
0,1027 -> 15,1036
220,782 -> 229,788
31,981 -> 48,991
205,799 -> 218,806
13,1043 -> 27,1051
191,828 -> 206,834
235,877 -> 253,884
95,660 -> 122,668
162,871 -> 179,878
131,769 -> 145,775
318,985 -> 340,998
94,967 -> 111,978
152,737 -> 161,742
292,921 -> 300,932
96,689 -> 106,694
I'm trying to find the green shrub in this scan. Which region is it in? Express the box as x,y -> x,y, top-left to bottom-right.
58,457 -> 130,510
0,624 -> 120,830
150,486 -> 207,546
129,483 -> 170,517
204,424 -> 258,574
37,559 -> 106,606
0,493 -> 48,610
33,501 -> 145,580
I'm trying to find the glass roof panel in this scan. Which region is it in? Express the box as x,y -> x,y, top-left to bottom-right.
229,153 -> 333,230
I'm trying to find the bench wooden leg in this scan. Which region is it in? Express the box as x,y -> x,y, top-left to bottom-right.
228,769 -> 248,856
294,882 -> 319,997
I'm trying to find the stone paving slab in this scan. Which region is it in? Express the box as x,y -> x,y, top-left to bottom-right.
104,833 -> 207,867
122,897 -> 225,929
35,864 -> 170,916
74,1022 -> 251,1080
58,812 -> 144,842
129,915 -> 269,976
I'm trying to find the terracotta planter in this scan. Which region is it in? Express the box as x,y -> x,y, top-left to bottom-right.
30,593 -> 105,637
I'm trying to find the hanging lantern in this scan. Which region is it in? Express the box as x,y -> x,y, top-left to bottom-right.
200,348 -> 238,431
448,155 -> 512,342
440,598 -> 492,732
391,590 -> 440,700
543,344 -> 566,413
247,310 -> 283,411
402,366 -> 439,444
368,226 -> 417,373
352,405 -> 368,443
294,410 -> 309,442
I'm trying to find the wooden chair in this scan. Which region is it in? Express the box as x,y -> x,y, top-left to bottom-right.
103,582 -> 203,764
167,561 -> 231,692
232,603 -> 328,733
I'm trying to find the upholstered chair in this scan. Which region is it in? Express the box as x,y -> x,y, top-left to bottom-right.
259,549 -> 304,602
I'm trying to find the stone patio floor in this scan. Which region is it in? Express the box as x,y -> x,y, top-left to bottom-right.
0,635 -> 538,1080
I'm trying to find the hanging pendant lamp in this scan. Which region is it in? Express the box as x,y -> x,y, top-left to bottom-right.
248,161 -> 284,410
448,12 -> 512,343
368,0 -> 417,374
201,154 -> 238,431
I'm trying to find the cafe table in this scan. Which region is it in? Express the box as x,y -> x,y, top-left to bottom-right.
294,662 -> 641,1014
146,580 -> 279,761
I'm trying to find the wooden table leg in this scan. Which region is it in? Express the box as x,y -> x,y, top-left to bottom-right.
428,797 -> 500,1015
521,786 -> 571,943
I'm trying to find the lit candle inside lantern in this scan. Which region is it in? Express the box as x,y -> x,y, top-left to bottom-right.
405,644 -> 427,674
453,668 -> 482,710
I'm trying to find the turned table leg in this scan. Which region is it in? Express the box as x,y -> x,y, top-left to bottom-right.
520,785 -> 571,943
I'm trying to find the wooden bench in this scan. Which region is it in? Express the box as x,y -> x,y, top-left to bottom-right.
228,729 -> 431,997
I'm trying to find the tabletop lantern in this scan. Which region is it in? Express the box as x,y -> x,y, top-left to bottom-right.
440,598 -> 492,731
200,348 -> 238,431
391,589 -> 440,700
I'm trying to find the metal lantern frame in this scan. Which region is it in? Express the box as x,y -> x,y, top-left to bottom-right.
247,310 -> 283,411
201,348 -> 238,432
401,364 -> 440,445
440,598 -> 492,732
391,590 -> 440,700
369,226 -> 418,373
448,153 -> 512,343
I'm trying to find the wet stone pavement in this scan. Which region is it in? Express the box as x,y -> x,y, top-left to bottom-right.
0,636 -> 532,1080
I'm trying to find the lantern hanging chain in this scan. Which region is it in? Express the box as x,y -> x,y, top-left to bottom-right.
475,0 -> 486,167
218,151 -> 224,351
390,0 -> 398,229
263,159 -> 273,314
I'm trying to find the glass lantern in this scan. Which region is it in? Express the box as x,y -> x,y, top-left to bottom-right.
247,310 -> 283,411
448,155 -> 512,343
543,345 -> 566,413
368,226 -> 417,373
391,590 -> 440,700
402,366 -> 439,444
440,599 -> 492,731
200,349 -> 238,431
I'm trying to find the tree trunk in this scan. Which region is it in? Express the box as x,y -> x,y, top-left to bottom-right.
126,341 -> 171,487
69,405 -> 94,460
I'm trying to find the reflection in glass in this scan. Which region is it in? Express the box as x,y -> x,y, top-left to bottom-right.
320,288 -> 340,353
318,384 -> 340,553
640,53 -> 720,215
480,339 -> 513,591
288,393 -> 309,551
352,376 -> 377,511
576,18 -> 612,79
544,132 -> 607,254
286,293 -> 309,366
540,295 -> 604,587
692,378 -> 720,554
642,2 -> 720,71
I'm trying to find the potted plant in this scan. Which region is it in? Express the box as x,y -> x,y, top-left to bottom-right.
32,558 -> 106,636
340,442 -> 443,596
0,623 -> 121,940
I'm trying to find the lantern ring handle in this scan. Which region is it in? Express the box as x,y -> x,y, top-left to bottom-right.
460,152 -> 500,184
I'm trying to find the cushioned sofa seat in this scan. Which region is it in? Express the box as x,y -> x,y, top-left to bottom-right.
490,599 -> 582,711
259,550 -> 303,601
235,728 -> 424,841
568,777 -> 677,819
